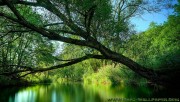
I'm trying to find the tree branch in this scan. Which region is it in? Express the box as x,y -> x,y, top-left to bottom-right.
17,0 -> 87,37
85,5 -> 96,34
0,0 -> 40,6
43,22 -> 64,27
0,12 -> 94,48
0,54 -> 106,76
1,0 -> 88,37
1,0 -> 105,51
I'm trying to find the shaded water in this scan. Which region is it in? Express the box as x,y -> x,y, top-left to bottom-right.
0,83 -> 179,102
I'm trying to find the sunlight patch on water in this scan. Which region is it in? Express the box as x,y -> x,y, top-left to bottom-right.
12,90 -> 36,102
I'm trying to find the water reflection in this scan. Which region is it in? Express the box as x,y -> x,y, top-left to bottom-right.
14,90 -> 36,102
0,83 -> 172,102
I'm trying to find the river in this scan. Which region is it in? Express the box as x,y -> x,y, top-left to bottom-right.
0,83 -> 179,102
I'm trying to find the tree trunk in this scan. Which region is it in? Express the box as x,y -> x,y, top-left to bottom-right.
95,43 -> 180,88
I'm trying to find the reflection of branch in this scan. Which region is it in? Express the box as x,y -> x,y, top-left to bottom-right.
0,54 -> 106,76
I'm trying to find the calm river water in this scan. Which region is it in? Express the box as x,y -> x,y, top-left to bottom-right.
0,83 -> 179,102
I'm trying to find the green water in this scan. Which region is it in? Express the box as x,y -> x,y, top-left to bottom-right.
0,83 -> 179,102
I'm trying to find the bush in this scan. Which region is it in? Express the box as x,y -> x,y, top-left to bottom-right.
83,65 -> 122,85
39,78 -> 52,83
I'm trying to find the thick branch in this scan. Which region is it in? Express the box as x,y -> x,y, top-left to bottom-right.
0,54 -> 106,76
1,0 -> 88,38
0,12 -> 94,48
19,0 -> 87,37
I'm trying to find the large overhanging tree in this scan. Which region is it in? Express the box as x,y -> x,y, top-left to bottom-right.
0,0 -> 178,87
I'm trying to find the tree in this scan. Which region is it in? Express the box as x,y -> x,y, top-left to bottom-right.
0,0 -> 178,87
0,5 -> 55,80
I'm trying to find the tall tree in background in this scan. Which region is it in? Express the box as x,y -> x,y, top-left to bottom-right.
0,0 -> 179,87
